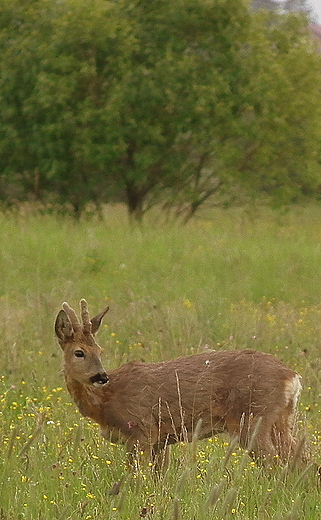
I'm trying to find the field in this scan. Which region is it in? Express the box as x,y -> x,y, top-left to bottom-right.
1,204 -> 321,519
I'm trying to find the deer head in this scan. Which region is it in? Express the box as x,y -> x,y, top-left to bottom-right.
55,299 -> 109,387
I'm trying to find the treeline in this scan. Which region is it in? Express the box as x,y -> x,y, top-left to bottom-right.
1,0 -> 321,220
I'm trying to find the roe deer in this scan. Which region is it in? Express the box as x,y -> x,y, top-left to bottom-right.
55,299 -> 302,465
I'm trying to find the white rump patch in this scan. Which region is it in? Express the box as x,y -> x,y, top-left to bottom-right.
284,374 -> 302,408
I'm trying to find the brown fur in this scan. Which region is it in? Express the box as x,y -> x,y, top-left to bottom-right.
55,300 -> 302,464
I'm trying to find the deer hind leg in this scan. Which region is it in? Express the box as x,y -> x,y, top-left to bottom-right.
271,402 -> 299,463
272,375 -> 302,464
226,415 -> 277,465
271,418 -> 296,463
248,429 -> 278,465
243,418 -> 278,465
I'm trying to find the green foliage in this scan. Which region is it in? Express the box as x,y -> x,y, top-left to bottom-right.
236,13 -> 321,202
0,0 -> 321,219
0,0 -> 133,212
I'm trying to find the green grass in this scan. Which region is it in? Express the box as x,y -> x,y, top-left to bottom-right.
1,203 -> 321,519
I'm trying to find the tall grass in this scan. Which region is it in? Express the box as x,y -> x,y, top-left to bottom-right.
1,203 -> 321,519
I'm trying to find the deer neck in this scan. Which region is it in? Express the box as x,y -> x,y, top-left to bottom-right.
64,375 -> 107,424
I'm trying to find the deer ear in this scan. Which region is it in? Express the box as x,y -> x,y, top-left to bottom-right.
91,306 -> 109,335
55,309 -> 74,346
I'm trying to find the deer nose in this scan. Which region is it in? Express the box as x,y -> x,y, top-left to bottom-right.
90,372 -> 109,386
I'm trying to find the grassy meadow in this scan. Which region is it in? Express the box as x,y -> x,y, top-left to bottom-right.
1,204 -> 321,519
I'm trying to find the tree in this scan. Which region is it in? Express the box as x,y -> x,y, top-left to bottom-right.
98,0 -> 253,219
0,0 -> 321,220
0,0 -> 251,217
0,0 -> 134,213
234,12 -> 321,203
0,0 -> 48,203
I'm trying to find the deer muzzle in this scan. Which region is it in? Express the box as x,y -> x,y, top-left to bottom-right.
90,372 -> 109,387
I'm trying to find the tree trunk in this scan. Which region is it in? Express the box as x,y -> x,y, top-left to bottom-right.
125,181 -> 145,222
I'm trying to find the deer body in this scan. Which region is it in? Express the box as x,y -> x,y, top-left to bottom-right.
55,300 -> 302,463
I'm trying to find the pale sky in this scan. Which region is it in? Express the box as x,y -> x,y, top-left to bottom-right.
307,0 -> 321,23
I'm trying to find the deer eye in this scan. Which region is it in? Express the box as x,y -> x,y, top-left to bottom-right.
74,350 -> 85,358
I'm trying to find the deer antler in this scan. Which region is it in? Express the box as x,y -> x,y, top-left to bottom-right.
80,299 -> 92,334
62,302 -> 82,332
